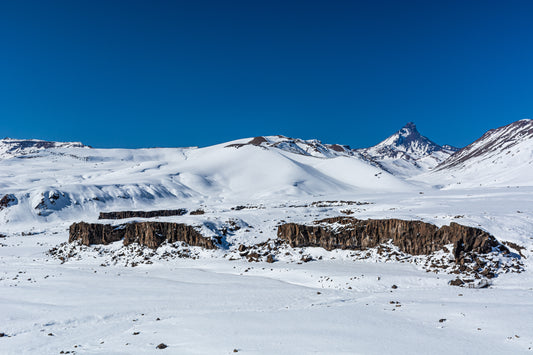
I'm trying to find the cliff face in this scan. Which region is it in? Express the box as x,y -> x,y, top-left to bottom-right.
277,217 -> 503,261
69,221 -> 216,249
98,209 -> 187,220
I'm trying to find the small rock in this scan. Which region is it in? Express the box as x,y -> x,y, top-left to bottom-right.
391,285 -> 398,289
439,319 -> 446,323
133,332 -> 140,335
233,349 -> 239,353
156,343 -> 168,349
449,278 -> 464,286
48,333 -> 54,336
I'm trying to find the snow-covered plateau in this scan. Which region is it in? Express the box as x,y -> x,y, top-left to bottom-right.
1,120 -> 533,354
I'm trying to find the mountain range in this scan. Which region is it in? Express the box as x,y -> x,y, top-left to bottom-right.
0,119 -> 532,227
2,119 -> 533,354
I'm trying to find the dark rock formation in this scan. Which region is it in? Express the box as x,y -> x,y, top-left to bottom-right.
189,209 -> 205,215
0,194 -> 17,210
277,217 -> 505,261
98,209 -> 187,220
69,221 -> 216,249
226,136 -> 268,149
69,222 -> 123,245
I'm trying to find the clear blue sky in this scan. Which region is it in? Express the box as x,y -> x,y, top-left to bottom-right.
1,0 -> 532,148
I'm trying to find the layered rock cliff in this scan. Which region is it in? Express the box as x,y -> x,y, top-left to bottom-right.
69,221 -> 216,249
98,209 -> 187,220
277,217 -> 505,261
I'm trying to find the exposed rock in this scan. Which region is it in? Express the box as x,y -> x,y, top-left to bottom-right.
0,194 -> 17,210
156,343 -> 168,349
99,209 -> 187,220
69,222 -> 122,245
503,241 -> 526,258
226,136 -> 268,149
246,252 -> 261,262
277,217 -> 504,261
69,221 -> 216,249
189,209 -> 205,215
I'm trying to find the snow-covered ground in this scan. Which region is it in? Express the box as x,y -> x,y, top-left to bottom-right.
1,124 -> 533,354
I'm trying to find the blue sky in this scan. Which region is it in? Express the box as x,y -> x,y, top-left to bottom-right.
1,0 -> 532,148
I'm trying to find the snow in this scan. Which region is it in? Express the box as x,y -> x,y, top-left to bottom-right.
418,119 -> 533,188
1,126 -> 533,354
360,122 -> 458,177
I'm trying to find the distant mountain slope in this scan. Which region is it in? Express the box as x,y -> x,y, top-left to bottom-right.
0,136 -> 411,227
0,137 -> 87,159
421,119 -> 533,187
359,122 -> 458,177
225,135 -> 357,159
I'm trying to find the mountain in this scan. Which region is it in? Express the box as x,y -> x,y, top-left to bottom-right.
225,135 -> 366,158
0,135 -> 410,227
0,137 -> 87,160
425,119 -> 533,187
359,122 -> 458,177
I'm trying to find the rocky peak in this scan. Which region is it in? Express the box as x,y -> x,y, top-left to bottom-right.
358,122 -> 458,177
372,122 -> 443,158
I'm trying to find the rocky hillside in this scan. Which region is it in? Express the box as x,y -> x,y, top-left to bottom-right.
424,119 -> 533,187
0,137 -> 87,160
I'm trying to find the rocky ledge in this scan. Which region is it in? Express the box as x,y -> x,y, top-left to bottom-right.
98,209 -> 187,220
277,217 -> 520,285
69,221 -> 216,249
277,217 -> 505,260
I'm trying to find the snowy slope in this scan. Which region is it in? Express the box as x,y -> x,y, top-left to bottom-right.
0,136 -> 410,229
360,122 -> 458,177
0,137 -> 87,160
420,119 -> 533,188
1,126 -> 533,354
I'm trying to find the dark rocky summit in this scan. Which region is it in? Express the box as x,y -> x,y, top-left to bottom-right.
277,217 -> 506,261
69,221 -> 216,249
98,209 -> 187,220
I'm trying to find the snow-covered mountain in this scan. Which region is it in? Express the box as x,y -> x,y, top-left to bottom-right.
2,122 -> 533,354
2,119 -> 532,227
225,135 -> 357,159
423,119 -> 533,187
0,136 -> 411,228
0,137 -> 87,160
359,122 -> 458,177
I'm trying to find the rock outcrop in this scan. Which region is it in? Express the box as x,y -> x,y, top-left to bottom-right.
0,194 -> 17,210
98,209 -> 187,220
69,221 -> 216,249
277,217 -> 505,261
